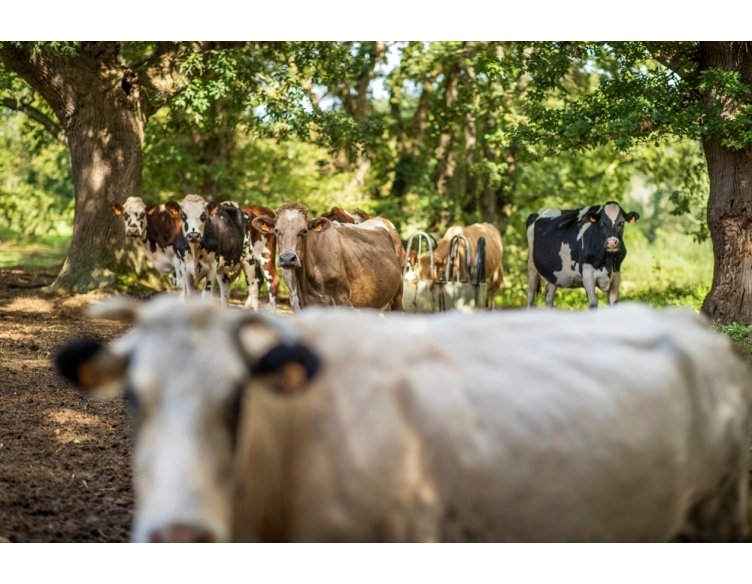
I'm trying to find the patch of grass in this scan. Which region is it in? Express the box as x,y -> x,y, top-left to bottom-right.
714,322 -> 752,357
0,227 -> 69,269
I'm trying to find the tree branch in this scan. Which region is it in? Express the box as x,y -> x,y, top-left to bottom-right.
1,96 -> 67,145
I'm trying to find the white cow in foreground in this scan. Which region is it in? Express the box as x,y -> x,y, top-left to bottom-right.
54,296 -> 752,542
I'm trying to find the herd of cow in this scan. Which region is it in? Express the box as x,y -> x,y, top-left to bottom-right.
110,194 -> 641,311
49,194 -> 752,542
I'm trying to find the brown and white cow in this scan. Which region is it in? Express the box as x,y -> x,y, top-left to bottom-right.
252,203 -> 403,311
110,197 -> 184,290
55,296 -> 752,542
319,206 -> 371,224
411,223 -> 504,307
240,204 -> 280,309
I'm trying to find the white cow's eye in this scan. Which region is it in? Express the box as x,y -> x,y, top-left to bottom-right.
124,213 -> 129,219
200,213 -> 207,222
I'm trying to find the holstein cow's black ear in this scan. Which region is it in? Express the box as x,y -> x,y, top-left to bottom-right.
250,343 -> 321,395
207,201 -> 221,216
588,211 -> 599,223
308,217 -> 331,233
626,211 -> 640,224
110,202 -> 123,216
251,216 -> 275,234
53,338 -> 128,395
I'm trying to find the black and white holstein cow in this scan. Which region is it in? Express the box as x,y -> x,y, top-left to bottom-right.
527,202 -> 640,309
178,194 -> 258,309
55,295 -> 752,542
110,197 -> 184,290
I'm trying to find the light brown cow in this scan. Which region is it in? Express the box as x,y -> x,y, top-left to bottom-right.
252,203 -> 403,311
54,296 -> 752,542
412,223 -> 504,306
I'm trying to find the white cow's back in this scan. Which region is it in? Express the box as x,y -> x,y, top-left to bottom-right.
235,304 -> 751,542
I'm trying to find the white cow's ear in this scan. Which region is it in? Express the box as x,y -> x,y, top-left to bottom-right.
87,296 -> 142,323
236,317 -> 320,395
53,339 -> 128,398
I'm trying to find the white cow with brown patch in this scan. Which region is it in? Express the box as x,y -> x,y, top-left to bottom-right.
55,296 -> 752,542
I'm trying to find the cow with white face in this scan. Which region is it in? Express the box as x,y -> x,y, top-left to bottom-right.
178,194 -> 258,309
55,296 -> 752,542
110,196 -> 184,290
527,201 -> 640,309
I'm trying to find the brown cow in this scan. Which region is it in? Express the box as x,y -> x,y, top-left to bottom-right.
319,206 -> 371,224
240,205 -> 280,307
252,203 -> 403,311
412,223 -> 504,307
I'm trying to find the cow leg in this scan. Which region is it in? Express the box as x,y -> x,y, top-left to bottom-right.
582,264 -> 599,309
202,264 -> 218,303
216,273 -> 230,308
242,261 -> 260,312
608,271 -> 621,305
527,264 -> 540,308
544,282 -> 557,308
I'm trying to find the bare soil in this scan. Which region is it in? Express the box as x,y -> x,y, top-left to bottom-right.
0,267 -> 285,542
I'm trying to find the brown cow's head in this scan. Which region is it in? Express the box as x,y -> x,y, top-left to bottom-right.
110,196 -> 159,240
53,295 -> 320,542
253,203 -> 331,269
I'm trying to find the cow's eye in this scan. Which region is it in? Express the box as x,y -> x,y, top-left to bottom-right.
274,228 -> 281,236
123,213 -> 129,219
181,213 -> 187,221
299,229 -> 308,237
200,213 -> 207,222
139,212 -> 144,219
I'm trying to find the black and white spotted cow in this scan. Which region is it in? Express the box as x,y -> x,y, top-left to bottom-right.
526,202 -> 640,309
110,196 -> 185,291
178,194 -> 258,310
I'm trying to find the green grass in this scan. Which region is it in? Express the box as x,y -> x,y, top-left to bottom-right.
0,226 -> 69,269
714,322 -> 752,358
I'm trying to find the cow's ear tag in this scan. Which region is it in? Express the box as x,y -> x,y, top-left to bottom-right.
250,344 -> 320,395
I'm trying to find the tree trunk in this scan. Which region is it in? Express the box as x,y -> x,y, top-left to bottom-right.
700,139 -> 752,323
698,42 -> 752,323
2,43 -> 148,293
54,94 -> 145,292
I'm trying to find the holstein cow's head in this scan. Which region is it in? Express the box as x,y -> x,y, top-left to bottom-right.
252,203 -> 330,269
53,295 -> 320,543
110,196 -> 160,240
584,202 -> 640,254
180,194 -> 222,244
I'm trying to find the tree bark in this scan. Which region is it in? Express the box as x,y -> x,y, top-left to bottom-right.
700,139 -> 752,323
697,42 -> 752,323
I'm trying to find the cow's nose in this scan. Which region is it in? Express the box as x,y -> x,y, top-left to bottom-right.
279,252 -> 300,268
606,237 -> 620,251
186,232 -> 200,242
148,524 -> 216,543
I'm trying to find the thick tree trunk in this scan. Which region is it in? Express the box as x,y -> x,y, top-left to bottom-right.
53,94 -> 145,292
698,42 -> 752,323
700,139 -> 752,323
2,43 -> 148,293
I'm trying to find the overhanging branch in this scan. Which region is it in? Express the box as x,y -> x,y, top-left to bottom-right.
1,96 -> 67,145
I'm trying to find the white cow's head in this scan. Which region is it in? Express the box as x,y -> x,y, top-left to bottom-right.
111,196 -> 159,240
180,194 -> 222,244
53,295 -> 320,542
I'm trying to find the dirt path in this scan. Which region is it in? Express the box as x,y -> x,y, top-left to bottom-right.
0,267 -> 285,542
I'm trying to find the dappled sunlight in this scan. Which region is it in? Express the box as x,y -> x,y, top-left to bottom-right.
4,295 -> 55,314
46,408 -> 106,444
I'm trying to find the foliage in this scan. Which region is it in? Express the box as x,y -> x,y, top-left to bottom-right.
714,322 -> 752,357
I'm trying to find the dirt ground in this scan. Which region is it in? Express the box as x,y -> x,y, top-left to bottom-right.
0,267 -> 285,543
